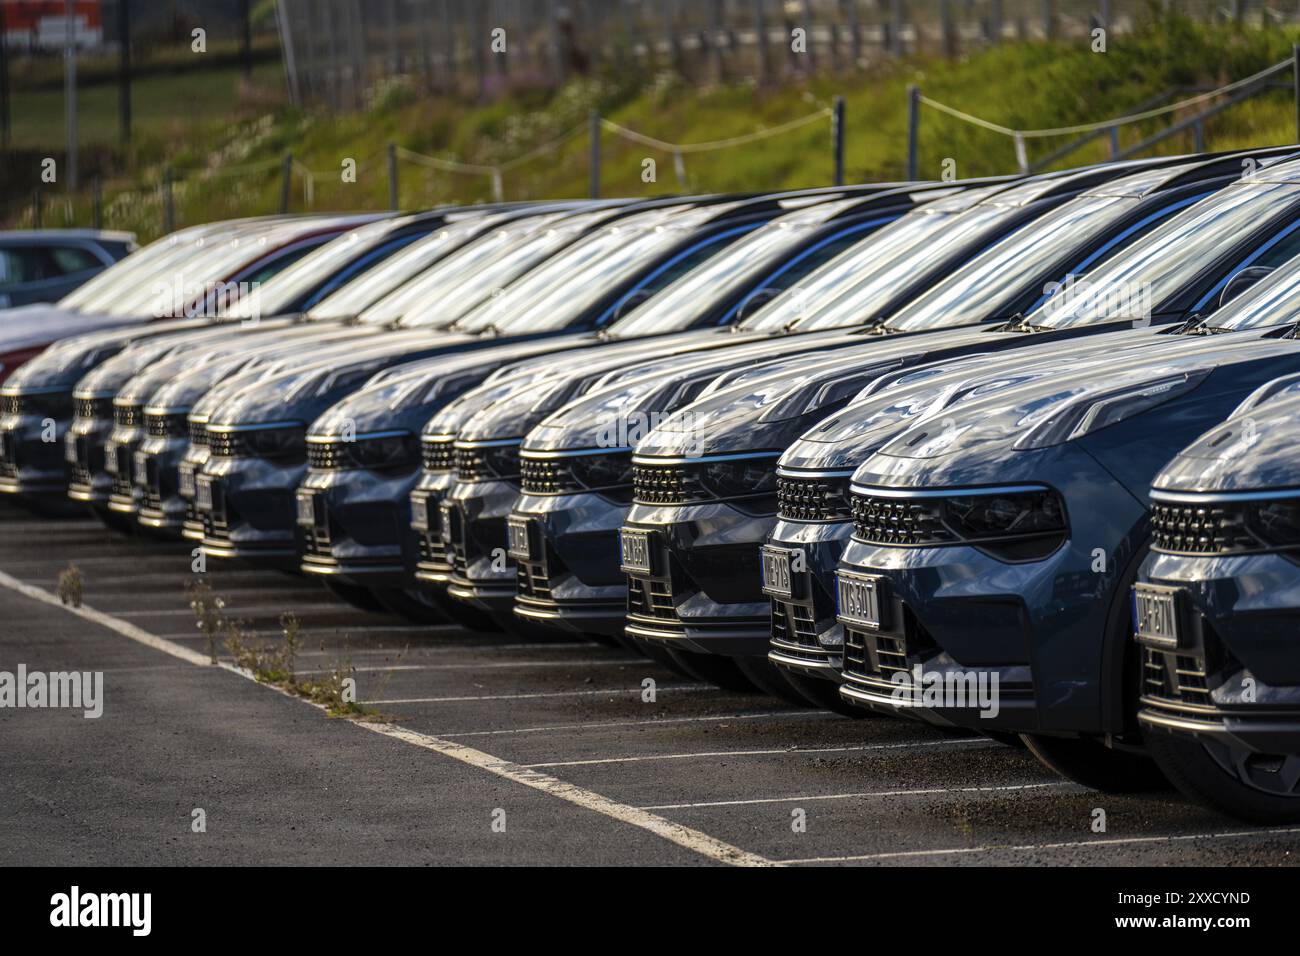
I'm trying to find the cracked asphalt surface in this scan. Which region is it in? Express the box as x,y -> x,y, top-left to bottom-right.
2,503 -> 1299,866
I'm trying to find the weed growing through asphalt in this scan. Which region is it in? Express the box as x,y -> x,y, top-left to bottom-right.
186,577 -> 225,663
56,563 -> 84,608
183,578 -> 391,720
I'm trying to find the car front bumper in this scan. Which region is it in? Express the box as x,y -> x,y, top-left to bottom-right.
620,499 -> 774,656
1137,549 -> 1300,755
297,465 -> 422,588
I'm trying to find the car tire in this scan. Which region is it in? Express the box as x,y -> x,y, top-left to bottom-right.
779,669 -> 872,717
664,648 -> 759,693
1021,733 -> 1170,793
1144,727 -> 1300,824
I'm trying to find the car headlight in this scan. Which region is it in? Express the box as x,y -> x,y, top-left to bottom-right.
347,432 -> 420,472
455,442 -> 520,482
240,424 -> 306,462
1151,493 -> 1300,555
633,454 -> 779,509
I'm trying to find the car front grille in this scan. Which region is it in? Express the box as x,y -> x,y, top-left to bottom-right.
207,431 -> 243,458
1142,646 -> 1211,707
1150,502 -> 1251,555
421,438 -> 455,472
777,474 -> 853,521
770,599 -> 834,663
842,625 -> 913,684
114,403 -> 143,427
850,492 -> 952,545
521,457 -> 582,495
516,557 -> 555,602
307,441 -> 343,469
189,420 -> 208,448
1,394 -> 21,416
626,575 -> 678,622
632,462 -> 696,505
75,396 -> 113,420
146,412 -> 187,438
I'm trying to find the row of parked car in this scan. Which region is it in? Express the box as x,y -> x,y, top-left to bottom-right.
3,148 -> 1300,824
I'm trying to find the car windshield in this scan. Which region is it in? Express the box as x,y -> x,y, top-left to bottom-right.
1034,181 -> 1300,328
237,217 -> 402,317
59,226 -> 214,311
885,194 -> 1140,331
106,230 -> 284,317
738,199 -> 1013,332
452,205 -> 718,335
607,198 -> 862,337
1203,251 -> 1300,331
391,209 -> 613,328
320,213 -> 510,322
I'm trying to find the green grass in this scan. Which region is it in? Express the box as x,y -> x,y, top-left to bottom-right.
8,9 -> 1300,240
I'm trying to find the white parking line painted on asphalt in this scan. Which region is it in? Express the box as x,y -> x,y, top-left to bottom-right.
780,826 -> 1300,864
364,685 -> 716,704
0,567 -> 772,867
439,709 -> 829,738
296,658 -> 647,675
0,569 -> 211,666
521,737 -> 991,769
638,781 -> 1069,810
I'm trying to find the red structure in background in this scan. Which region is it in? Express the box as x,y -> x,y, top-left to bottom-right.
1,1 -> 104,51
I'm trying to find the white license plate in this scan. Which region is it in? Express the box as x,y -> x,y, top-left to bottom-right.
438,502 -> 456,543
1134,584 -> 1181,649
133,451 -> 149,484
0,430 -> 8,461
410,493 -> 428,531
620,529 -> 653,574
103,440 -> 118,474
178,463 -> 196,500
506,516 -> 531,560
296,491 -> 316,527
761,546 -> 796,598
837,572 -> 884,628
195,475 -> 214,512
64,431 -> 77,464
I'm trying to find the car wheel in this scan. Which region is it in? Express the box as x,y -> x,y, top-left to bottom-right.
1145,728 -> 1300,824
779,669 -> 872,717
1021,733 -> 1170,792
321,578 -> 389,613
664,648 -> 759,693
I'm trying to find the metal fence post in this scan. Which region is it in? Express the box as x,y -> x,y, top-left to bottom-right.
588,110 -> 601,199
1293,43 -> 1300,143
832,95 -> 845,186
387,142 -> 399,210
906,84 -> 920,181
752,0 -> 769,84
280,153 -> 293,213
32,188 -> 42,229
162,167 -> 174,234
92,174 -> 103,229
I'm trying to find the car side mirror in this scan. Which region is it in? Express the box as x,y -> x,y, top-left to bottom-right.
1219,266 -> 1274,309
611,288 -> 654,321
735,287 -> 783,322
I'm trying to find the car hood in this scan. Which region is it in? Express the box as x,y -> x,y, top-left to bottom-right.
0,303 -> 134,354
779,326 -> 1177,472
204,330 -> 587,428
1152,389 -> 1300,494
2,317 -> 211,392
851,334 -> 1300,490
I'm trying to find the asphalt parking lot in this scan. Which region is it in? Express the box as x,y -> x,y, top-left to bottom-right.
3,503 -> 1299,866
